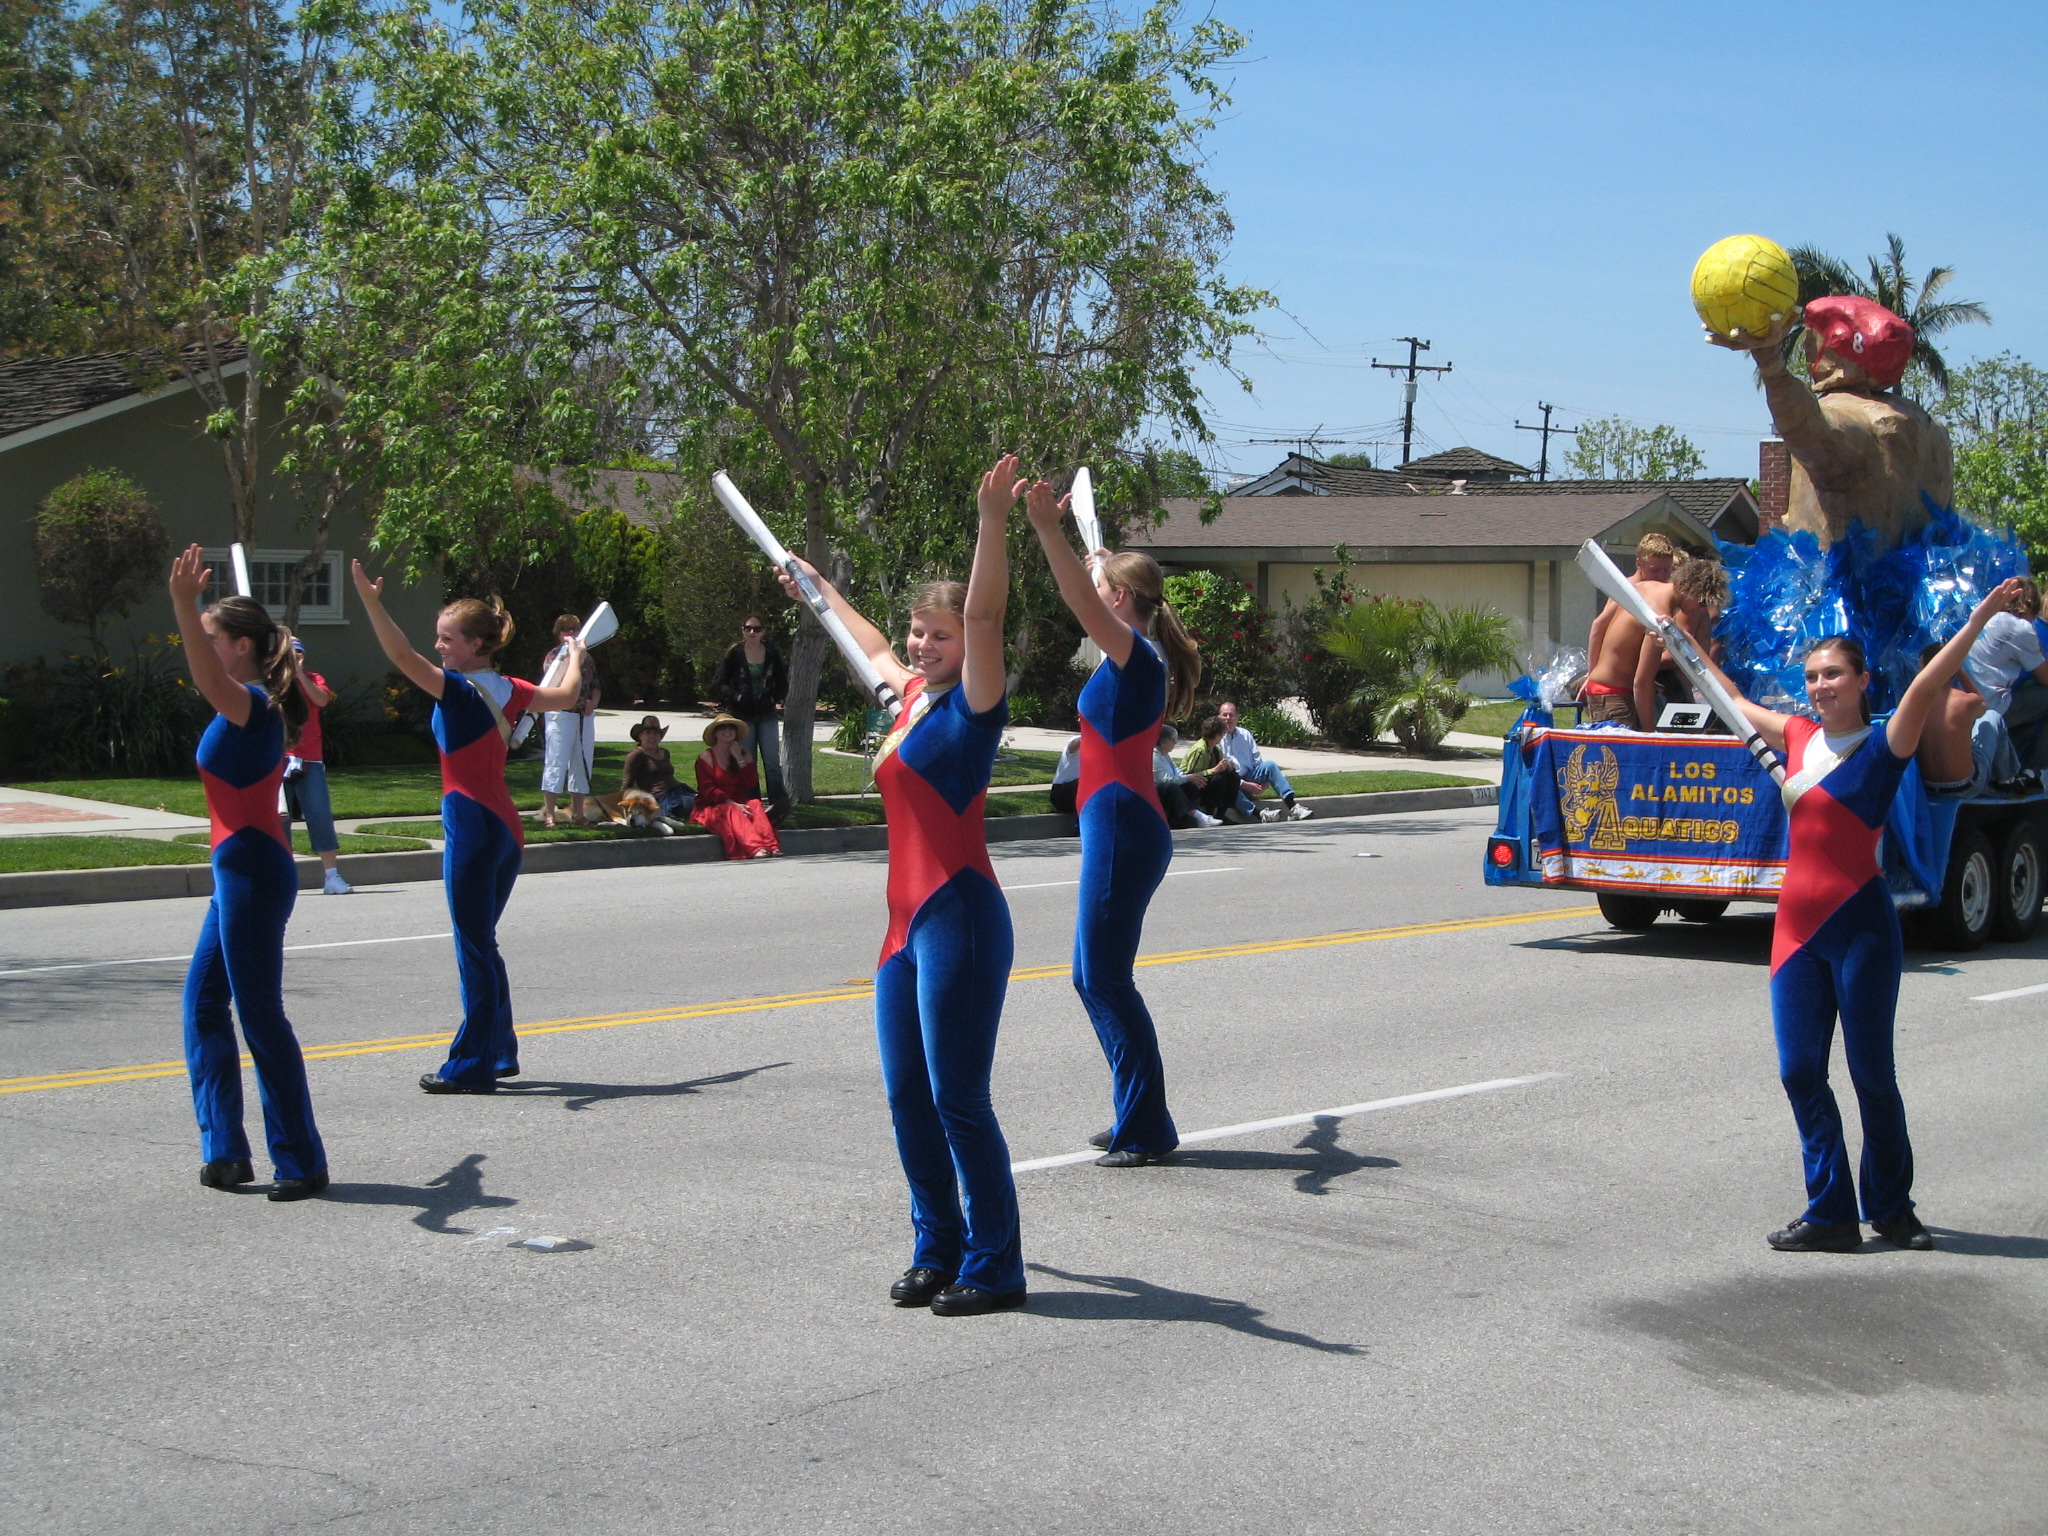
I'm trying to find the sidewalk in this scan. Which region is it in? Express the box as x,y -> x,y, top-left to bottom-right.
0,787 -> 208,839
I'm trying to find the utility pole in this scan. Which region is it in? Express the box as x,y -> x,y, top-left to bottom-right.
1370,337 -> 1452,465
1514,402 -> 1579,482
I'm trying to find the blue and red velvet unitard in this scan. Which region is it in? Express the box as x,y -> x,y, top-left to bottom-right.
1769,716 -> 1915,1226
872,677 -> 1024,1294
183,682 -> 326,1179
1074,630 -> 1179,1154
431,669 -> 537,1090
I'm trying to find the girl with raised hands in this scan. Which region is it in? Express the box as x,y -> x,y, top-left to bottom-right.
1704,577 -> 2029,1253
168,544 -> 329,1200
351,564 -> 588,1095
776,457 -> 1025,1317
1023,481 -> 1200,1167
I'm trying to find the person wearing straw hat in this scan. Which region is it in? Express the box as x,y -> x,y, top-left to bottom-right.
691,714 -> 781,859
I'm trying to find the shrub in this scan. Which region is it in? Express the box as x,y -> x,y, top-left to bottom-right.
32,469 -> 169,659
1276,555 -> 1381,746
2,642 -> 207,776
1237,703 -> 1311,748
1006,691 -> 1044,727
1162,568 -> 1282,718
1322,597 -> 1520,753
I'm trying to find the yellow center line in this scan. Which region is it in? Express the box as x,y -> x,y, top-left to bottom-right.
1,906 -> 1596,1096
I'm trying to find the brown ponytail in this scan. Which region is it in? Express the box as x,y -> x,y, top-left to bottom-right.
1097,550 -> 1199,721
204,596 -> 309,748
440,596 -> 515,657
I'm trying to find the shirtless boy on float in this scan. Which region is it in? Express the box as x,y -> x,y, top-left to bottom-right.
1632,558 -> 1730,728
1581,560 -> 1678,729
1584,532 -> 1677,682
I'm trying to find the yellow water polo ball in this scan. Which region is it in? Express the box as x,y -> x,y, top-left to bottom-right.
1691,234 -> 1800,341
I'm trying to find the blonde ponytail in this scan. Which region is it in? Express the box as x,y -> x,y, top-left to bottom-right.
1096,550 -> 1200,722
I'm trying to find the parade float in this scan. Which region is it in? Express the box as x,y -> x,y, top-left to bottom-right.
1484,237 -> 2047,949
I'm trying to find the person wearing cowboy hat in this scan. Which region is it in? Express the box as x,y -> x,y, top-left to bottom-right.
620,715 -> 694,825
691,714 -> 782,860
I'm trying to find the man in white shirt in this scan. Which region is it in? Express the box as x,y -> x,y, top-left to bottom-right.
1216,702 -> 1314,822
1965,579 -> 2048,766
1049,734 -> 1081,816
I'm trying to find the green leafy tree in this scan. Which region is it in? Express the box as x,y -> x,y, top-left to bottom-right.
1935,353 -> 2048,566
337,0 -> 1259,800
1276,549 -> 1377,745
1322,596 -> 1518,752
1787,233 -> 1990,394
1564,416 -> 1705,480
31,468 -> 169,658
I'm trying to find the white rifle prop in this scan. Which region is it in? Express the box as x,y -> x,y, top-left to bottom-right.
1575,539 -> 1785,786
509,602 -> 618,749
229,542 -> 253,599
1070,466 -> 1103,569
710,470 -> 902,714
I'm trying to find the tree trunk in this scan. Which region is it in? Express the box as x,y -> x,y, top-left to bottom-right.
781,614 -> 829,803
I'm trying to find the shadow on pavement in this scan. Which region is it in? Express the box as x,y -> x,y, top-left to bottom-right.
498,1061 -> 790,1112
1924,1228 -> 2048,1259
1024,1263 -> 1364,1354
1517,915 -> 1773,967
1167,1116 -> 1397,1196
322,1151 -> 517,1234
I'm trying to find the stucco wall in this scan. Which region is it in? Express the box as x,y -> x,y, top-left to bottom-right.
2,387 -> 441,693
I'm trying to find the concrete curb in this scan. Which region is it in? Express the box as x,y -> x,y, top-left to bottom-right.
0,783 -> 1497,910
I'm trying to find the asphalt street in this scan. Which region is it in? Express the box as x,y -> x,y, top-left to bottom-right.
2,806 -> 2044,1534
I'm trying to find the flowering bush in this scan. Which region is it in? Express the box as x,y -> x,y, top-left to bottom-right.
1162,568 -> 1282,720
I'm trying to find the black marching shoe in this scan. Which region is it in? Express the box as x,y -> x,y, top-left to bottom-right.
199,1159 -> 254,1189
1095,1147 -> 1172,1168
888,1267 -> 956,1307
1871,1212 -> 1935,1250
494,1066 -> 521,1079
1767,1218 -> 1862,1253
929,1284 -> 1027,1317
419,1073 -> 495,1095
268,1171 -> 330,1202
1087,1128 -> 1114,1150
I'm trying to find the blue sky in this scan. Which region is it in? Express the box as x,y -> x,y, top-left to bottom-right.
1186,0 -> 2047,481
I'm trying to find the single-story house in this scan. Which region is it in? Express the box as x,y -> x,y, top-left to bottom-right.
1136,454 -> 1751,692
1,349 -> 441,688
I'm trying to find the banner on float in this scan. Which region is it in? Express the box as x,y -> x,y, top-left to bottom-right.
1527,727 -> 1788,898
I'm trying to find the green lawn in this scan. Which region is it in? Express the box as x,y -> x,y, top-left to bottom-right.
173,830 -> 430,854
0,836 -> 210,873
1286,768 -> 1486,796
10,744 -> 1063,820
1456,699 -> 1528,739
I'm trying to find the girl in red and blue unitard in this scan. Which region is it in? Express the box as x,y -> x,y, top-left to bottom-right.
167,545 -> 329,1201
1025,488 -> 1202,1167
779,458 -> 1027,1317
352,566 -> 589,1094
1709,578 -> 2027,1253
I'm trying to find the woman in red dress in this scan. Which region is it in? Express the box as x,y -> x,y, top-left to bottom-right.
692,714 -> 782,860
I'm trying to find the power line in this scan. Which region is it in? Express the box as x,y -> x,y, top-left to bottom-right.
1514,403 -> 1580,482
1370,337 -> 1454,465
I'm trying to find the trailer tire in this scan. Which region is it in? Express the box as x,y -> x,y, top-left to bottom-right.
1993,820 -> 2044,943
1671,900 -> 1729,923
1925,828 -> 1996,951
1597,892 -> 1662,930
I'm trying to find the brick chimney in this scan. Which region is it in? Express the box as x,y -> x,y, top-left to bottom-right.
1757,439 -> 1790,530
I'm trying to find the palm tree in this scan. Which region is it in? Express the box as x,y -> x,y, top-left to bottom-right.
1785,233 -> 1990,393
1322,599 -> 1519,752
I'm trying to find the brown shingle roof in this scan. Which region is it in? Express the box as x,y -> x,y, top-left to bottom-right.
0,346 -> 248,441
1137,490 -> 1707,554
1397,446 -> 1532,479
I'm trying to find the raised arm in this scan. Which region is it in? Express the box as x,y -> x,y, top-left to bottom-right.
775,559 -> 916,699
1024,476 -> 1132,667
1889,578 -> 2029,758
296,670 -> 332,710
1694,649 -> 1794,756
350,560 -> 444,698
168,544 -> 253,726
1714,318 -> 1858,483
528,639 -> 588,713
962,456 -> 1024,714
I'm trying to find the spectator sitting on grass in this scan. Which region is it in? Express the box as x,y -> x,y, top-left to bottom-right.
1152,724 -> 1221,829
1049,732 -> 1081,817
1178,716 -> 1248,823
620,716 -> 696,827
1216,701 -> 1313,822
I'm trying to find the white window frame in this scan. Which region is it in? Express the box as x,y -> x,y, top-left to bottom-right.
199,548 -> 348,625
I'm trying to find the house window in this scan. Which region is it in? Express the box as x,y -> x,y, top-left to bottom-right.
200,549 -> 348,624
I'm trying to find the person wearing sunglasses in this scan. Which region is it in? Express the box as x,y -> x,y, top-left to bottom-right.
710,614 -> 789,812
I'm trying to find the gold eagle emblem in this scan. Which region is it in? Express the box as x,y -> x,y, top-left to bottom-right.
1557,743 -> 1625,852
